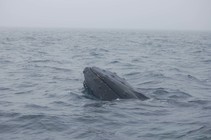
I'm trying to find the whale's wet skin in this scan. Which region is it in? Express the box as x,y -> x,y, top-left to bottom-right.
83,67 -> 149,100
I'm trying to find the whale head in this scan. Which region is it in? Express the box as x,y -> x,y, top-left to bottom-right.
83,67 -> 149,101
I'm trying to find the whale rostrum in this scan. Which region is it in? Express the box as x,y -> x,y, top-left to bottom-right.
83,67 -> 149,101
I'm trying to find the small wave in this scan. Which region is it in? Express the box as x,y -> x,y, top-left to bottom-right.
150,88 -> 169,100
35,65 -> 72,72
14,90 -> 33,94
88,35 -> 97,39
0,101 -> 13,107
51,101 -> 71,107
17,82 -> 38,88
38,117 -> 69,132
192,50 -> 203,54
124,72 -> 141,76
1,41 -> 12,45
176,126 -> 207,139
109,60 -> 120,64
52,76 -> 75,81
0,124 -> 17,133
24,36 -> 36,41
17,114 -> 45,121
203,106 -> 211,110
0,111 -> 20,118
151,88 -> 191,101
90,52 -> 100,56
25,104 -> 51,110
0,87 -> 11,91
138,81 -> 161,86
123,63 -> 134,67
144,71 -> 171,80
127,40 -> 141,44
150,73 -> 167,78
99,48 -> 109,52
152,88 -> 169,95
169,90 -> 192,98
203,59 -> 211,63
187,74 -> 200,81
0,59 -> 13,64
14,114 -> 69,132
69,92 -> 84,100
188,99 -> 210,105
29,59 -> 62,64
168,67 -> 182,72
131,59 -> 140,62
83,102 -> 107,108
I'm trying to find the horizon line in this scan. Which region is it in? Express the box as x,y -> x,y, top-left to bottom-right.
0,26 -> 211,32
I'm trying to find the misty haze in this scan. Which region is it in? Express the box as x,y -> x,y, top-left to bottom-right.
0,0 -> 211,30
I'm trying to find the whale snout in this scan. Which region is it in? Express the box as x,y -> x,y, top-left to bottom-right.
83,67 -> 149,101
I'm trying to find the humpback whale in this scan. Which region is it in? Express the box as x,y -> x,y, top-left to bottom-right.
83,67 -> 149,101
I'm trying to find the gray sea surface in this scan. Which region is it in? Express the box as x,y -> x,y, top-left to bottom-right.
0,28 -> 211,140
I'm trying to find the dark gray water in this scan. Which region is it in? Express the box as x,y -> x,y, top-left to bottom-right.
0,28 -> 211,140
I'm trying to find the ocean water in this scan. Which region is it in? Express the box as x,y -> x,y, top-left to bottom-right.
0,28 -> 211,140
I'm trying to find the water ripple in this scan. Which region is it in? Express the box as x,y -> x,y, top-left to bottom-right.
0,29 -> 211,140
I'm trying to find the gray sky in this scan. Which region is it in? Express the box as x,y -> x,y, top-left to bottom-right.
0,0 -> 211,30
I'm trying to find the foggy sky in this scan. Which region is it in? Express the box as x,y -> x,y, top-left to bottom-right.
0,0 -> 211,30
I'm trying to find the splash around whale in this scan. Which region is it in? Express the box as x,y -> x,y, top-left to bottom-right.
83,67 -> 149,101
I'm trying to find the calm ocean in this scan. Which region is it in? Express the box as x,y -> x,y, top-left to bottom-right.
0,28 -> 211,140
